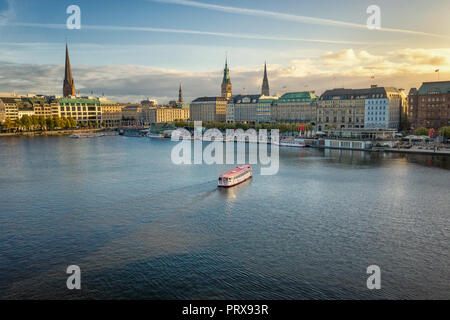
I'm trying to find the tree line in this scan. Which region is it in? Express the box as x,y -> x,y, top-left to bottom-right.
173,120 -> 313,132
0,115 -> 104,132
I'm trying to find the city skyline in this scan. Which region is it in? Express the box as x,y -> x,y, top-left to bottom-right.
0,0 -> 449,102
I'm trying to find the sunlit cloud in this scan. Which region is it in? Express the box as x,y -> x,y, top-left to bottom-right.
0,48 -> 448,103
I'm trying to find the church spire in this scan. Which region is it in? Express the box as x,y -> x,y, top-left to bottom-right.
261,61 -> 270,96
221,56 -> 232,99
63,42 -> 76,97
178,83 -> 183,105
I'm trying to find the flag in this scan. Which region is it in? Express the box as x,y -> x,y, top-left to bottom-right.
429,128 -> 434,138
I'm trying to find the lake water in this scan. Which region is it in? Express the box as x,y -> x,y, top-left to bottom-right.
0,135 -> 449,299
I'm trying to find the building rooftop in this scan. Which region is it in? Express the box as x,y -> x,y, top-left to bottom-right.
417,81 -> 450,95
58,98 -> 99,104
319,86 -> 400,100
229,94 -> 261,104
279,91 -> 318,102
192,96 -> 228,103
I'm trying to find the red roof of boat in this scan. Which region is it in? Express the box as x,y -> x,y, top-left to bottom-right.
219,165 -> 252,178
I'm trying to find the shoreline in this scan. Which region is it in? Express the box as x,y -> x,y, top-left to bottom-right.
311,145 -> 450,157
0,128 -> 113,137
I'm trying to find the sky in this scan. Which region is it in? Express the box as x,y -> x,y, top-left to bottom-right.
0,0 -> 449,103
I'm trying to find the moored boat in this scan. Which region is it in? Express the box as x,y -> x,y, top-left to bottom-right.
146,132 -> 165,138
218,165 -> 252,187
273,138 -> 306,148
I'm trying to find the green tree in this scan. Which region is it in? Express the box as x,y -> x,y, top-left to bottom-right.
14,118 -> 21,131
21,115 -> 32,131
31,115 -> 39,130
52,115 -> 62,128
68,117 -> 77,128
438,126 -> 450,139
46,116 -> 54,130
414,127 -> 429,136
4,118 -> 14,132
38,116 -> 46,130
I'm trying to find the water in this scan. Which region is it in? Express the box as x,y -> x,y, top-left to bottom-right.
0,136 -> 449,299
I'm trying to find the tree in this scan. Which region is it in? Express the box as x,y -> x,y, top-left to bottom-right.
14,118 -> 22,131
414,127 -> 429,136
38,116 -> 46,130
68,117 -> 77,128
438,126 -> 450,139
4,118 -> 14,132
21,115 -> 32,131
46,116 -> 54,130
31,115 -> 39,130
52,115 -> 62,128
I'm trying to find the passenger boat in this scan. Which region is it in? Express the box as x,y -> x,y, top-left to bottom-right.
146,132 -> 165,139
273,138 -> 306,148
218,165 -> 252,187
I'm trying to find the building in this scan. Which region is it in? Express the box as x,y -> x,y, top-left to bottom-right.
100,99 -> 123,126
318,86 -> 402,131
0,99 -> 5,123
364,87 -> 403,129
221,58 -> 232,99
25,96 -> 60,118
261,62 -> 270,96
122,105 -> 146,122
58,98 -> 101,124
17,108 -> 34,119
272,91 -> 317,124
190,96 -> 228,122
0,97 -> 20,120
408,81 -> 450,132
63,43 -> 76,97
141,98 -> 158,106
227,94 -> 260,123
257,95 -> 278,123
146,107 -> 190,123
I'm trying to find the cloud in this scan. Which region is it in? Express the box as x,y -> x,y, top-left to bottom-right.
390,48 -> 449,66
1,48 -> 449,102
322,49 -> 384,67
152,0 -> 450,39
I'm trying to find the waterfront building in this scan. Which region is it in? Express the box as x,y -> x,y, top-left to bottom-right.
408,81 -> 450,132
122,104 -> 146,122
227,94 -> 260,123
272,91 -> 317,124
63,43 -> 76,97
317,86 -> 401,131
261,62 -> 270,96
100,99 -> 123,126
364,87 -> 403,129
221,58 -> 232,99
0,96 -> 20,120
257,95 -> 278,123
190,96 -> 227,122
25,96 -> 60,118
0,99 -> 5,123
17,108 -> 34,118
58,97 -> 101,124
146,107 -> 190,123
